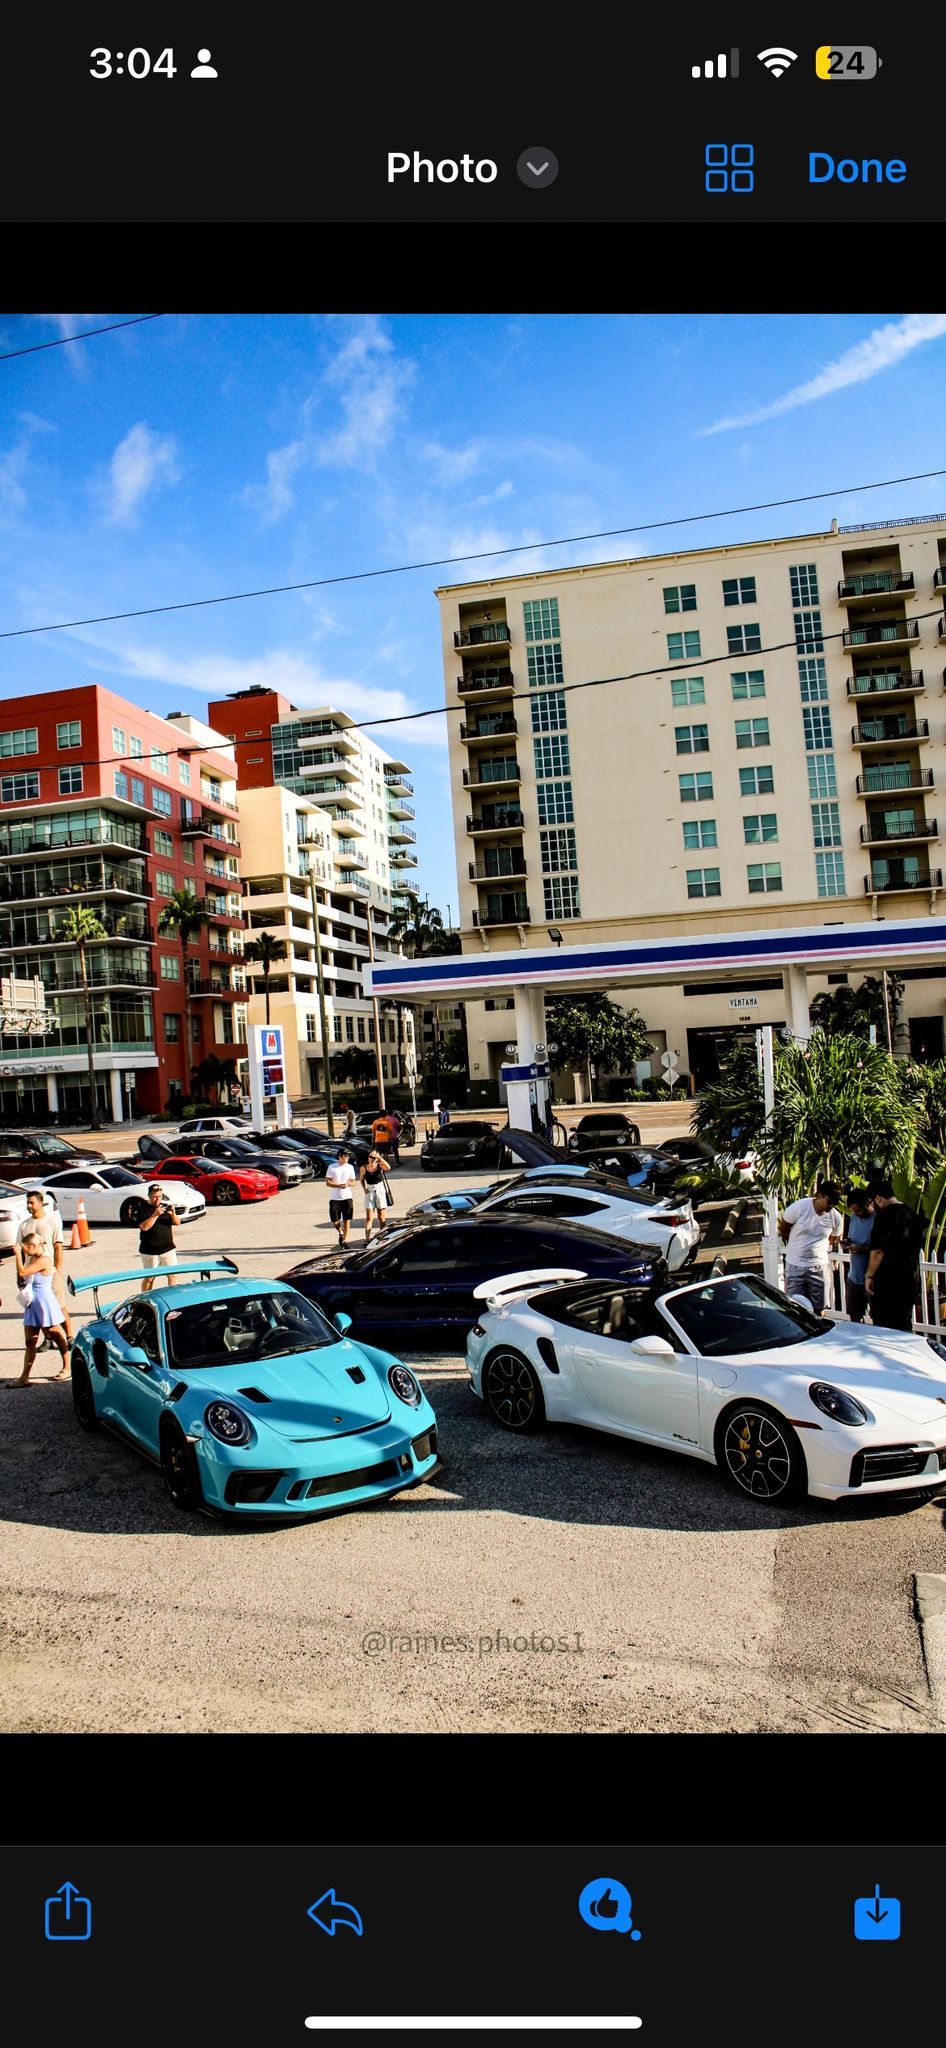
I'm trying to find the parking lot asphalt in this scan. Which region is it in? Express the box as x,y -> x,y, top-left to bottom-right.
1,1143 -> 944,1734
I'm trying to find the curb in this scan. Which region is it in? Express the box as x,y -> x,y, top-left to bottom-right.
915,1572 -> 946,1723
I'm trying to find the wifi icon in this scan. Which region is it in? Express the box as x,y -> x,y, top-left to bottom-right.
757,46 -> 798,76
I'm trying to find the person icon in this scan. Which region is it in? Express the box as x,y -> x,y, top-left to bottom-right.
190,49 -> 217,78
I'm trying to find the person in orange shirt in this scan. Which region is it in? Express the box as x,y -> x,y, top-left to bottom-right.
371,1111 -> 394,1159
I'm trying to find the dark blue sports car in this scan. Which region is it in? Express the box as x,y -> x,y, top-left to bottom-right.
280,1213 -> 667,1348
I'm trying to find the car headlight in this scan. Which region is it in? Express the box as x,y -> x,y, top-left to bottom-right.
204,1401 -> 253,1446
388,1364 -> 422,1407
808,1382 -> 870,1426
927,1339 -> 946,1365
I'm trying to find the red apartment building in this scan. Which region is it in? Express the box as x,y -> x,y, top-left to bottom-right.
0,684 -> 247,1124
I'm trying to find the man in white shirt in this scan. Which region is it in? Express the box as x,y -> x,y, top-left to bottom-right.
15,1189 -> 73,1346
325,1146 -> 357,1246
779,1182 -> 843,1314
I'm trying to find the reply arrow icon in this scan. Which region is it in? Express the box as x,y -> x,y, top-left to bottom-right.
307,1887 -> 364,1936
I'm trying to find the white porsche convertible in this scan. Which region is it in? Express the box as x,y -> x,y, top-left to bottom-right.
466,1269 -> 946,1507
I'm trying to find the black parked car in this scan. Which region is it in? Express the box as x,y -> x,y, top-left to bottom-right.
135,1131 -> 310,1188
567,1112 -> 642,1153
0,1131 -> 107,1180
280,1213 -> 667,1347
419,1120 -> 505,1172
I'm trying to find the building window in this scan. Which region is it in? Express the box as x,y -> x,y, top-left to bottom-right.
722,576 -> 756,606
526,641 -> 564,689
163,1013 -> 181,1042
191,1015 -> 202,1043
114,770 -> 128,799
56,720 -> 81,749
806,754 -> 838,799
160,954 -> 181,979
151,784 -> 172,815
523,597 -> 560,640
388,1020 -> 397,1043
675,723 -> 710,754
683,818 -> 717,849
112,726 -> 126,755
747,862 -> 783,893
530,691 -> 568,731
131,776 -> 147,807
731,669 -> 765,700
802,705 -> 833,751
686,867 -> 721,898
739,765 -> 775,797
735,718 -> 770,749
379,1054 -> 388,1080
332,1016 -> 342,1042
155,870 -> 175,895
182,840 -> 195,864
798,657 -> 828,703
0,726 -> 38,757
58,766 -> 83,795
154,828 -> 173,857
811,801 -> 842,847
794,610 -> 824,654
816,851 -> 847,898
743,813 -> 778,844
543,875 -> 581,920
130,735 -> 143,758
305,1014 -> 319,1042
537,781 -> 574,824
534,734 -> 570,779
727,623 -> 762,655
663,584 -> 697,614
355,1016 -> 365,1041
667,630 -> 701,662
540,827 -> 578,872
179,759 -> 191,786
150,747 -> 170,776
679,771 -> 714,802
368,1018 -> 375,1042
0,771 -> 39,802
671,676 -> 705,707
790,564 -> 819,606
344,1016 -> 354,1041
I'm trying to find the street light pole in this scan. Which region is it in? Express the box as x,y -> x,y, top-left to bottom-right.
366,900 -> 386,1110
307,858 -> 335,1137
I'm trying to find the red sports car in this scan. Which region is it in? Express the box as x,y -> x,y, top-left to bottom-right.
130,1153 -> 280,1205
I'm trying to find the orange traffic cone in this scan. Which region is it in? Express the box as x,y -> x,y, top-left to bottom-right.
76,1197 -> 92,1247
70,1220 -> 82,1250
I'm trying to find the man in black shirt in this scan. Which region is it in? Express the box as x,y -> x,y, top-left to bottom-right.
865,1178 -> 923,1332
138,1183 -> 181,1292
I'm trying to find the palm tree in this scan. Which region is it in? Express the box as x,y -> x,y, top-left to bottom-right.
387,901 -> 461,1097
157,888 -> 209,1099
196,1052 -> 224,1105
243,931 -> 288,1025
59,906 -> 107,1128
696,1029 -> 919,1199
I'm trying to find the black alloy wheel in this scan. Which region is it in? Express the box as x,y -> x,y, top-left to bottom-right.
120,1198 -> 143,1226
159,1420 -> 203,1511
716,1403 -> 806,1504
483,1349 -> 546,1432
71,1356 -> 100,1431
213,1179 -> 241,1204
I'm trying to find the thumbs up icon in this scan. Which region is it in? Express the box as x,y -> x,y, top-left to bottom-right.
44,1881 -> 92,1941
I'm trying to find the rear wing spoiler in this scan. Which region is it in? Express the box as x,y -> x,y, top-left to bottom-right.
68,1257 -> 238,1317
472,1267 -> 587,1311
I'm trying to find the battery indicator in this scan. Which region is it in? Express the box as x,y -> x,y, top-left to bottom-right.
815,45 -> 881,79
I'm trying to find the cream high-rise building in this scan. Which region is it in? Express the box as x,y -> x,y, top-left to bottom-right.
436,514 -> 946,1096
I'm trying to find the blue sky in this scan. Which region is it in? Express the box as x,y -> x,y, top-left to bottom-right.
2,310 -> 945,915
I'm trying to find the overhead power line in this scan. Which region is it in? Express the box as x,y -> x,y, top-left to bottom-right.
0,314 -> 163,363
1,466 -> 944,641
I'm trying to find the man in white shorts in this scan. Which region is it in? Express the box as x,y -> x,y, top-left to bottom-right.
16,1189 -> 73,1348
138,1183 -> 181,1290
325,1146 -> 356,1246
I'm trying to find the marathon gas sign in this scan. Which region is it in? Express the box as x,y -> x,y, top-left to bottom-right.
255,1024 -> 285,1097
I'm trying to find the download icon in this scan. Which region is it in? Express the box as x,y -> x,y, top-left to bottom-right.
854,1885 -> 901,1941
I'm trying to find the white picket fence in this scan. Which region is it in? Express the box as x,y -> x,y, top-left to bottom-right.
765,1242 -> 946,1341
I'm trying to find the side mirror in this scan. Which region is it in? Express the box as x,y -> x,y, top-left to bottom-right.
630,1334 -> 676,1359
334,1311 -> 353,1335
124,1345 -> 154,1372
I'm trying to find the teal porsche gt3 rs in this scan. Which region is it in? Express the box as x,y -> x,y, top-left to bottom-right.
67,1259 -> 441,1519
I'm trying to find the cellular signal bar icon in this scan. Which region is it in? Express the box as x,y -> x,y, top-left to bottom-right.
692,49 -> 740,78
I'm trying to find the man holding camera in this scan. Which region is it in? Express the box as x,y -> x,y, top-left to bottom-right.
138,1183 -> 181,1291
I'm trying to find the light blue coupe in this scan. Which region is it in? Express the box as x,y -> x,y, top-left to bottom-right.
68,1259 -> 440,1520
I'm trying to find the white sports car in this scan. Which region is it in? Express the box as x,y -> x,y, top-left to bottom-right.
466,1269 -> 946,1507
17,1164 -> 206,1227
0,1181 -> 56,1255
408,1169 -> 699,1271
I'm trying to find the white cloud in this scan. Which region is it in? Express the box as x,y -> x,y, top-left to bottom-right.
315,314 -> 414,468
473,479 -> 514,506
420,439 -> 486,484
0,412 -> 58,523
101,421 -> 181,523
698,313 -> 946,435
240,437 -> 307,522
